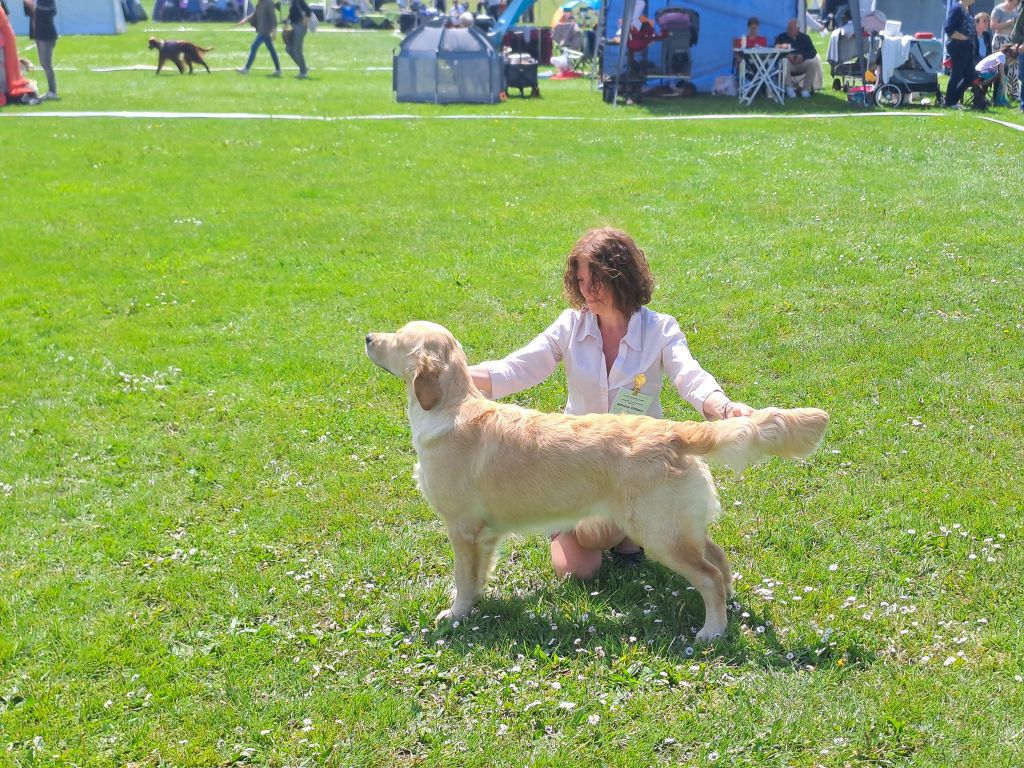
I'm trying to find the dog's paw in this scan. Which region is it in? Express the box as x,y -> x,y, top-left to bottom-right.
434,608 -> 461,624
435,605 -> 472,624
695,625 -> 726,644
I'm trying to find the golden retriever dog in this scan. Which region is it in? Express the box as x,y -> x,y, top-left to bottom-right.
366,321 -> 829,642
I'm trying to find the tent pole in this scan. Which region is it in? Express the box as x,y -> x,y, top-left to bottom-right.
612,0 -> 636,105
848,0 -> 866,99
591,0 -> 605,88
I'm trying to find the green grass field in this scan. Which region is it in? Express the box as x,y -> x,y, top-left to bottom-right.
1,22 -> 1023,768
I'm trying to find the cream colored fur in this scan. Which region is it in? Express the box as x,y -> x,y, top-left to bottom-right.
366,321 -> 829,642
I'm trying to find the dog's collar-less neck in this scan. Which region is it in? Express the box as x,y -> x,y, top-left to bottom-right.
408,402 -> 457,448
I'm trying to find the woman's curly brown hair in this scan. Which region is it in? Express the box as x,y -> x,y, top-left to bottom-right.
562,228 -> 655,315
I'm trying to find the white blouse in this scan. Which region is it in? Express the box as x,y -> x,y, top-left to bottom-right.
482,307 -> 725,418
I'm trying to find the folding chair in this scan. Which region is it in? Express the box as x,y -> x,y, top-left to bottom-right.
964,70 -> 998,109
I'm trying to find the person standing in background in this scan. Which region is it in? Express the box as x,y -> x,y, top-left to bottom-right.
991,0 -> 1020,100
992,0 -> 1021,46
237,0 -> 282,77
945,0 -> 978,109
24,0 -> 57,100
285,0 -> 312,79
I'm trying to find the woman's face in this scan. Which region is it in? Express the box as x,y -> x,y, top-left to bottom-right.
576,260 -> 614,314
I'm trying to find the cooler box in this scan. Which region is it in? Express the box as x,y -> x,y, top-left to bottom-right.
505,62 -> 539,95
847,84 -> 875,105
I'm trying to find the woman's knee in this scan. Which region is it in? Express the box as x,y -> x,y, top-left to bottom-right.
550,532 -> 603,581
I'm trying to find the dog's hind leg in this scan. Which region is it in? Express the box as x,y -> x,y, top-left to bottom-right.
647,535 -> 728,643
174,56 -> 185,74
436,519 -> 486,623
704,537 -> 734,600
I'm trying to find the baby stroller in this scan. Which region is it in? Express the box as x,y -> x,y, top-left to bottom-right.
827,25 -> 869,90
871,35 -> 944,107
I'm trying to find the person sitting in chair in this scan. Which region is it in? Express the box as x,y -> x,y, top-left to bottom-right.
733,16 -> 767,70
775,18 -> 823,98
627,15 -> 667,64
735,16 -> 767,49
611,1 -> 665,66
553,10 -> 583,52
976,12 -> 994,58
973,45 -> 1011,106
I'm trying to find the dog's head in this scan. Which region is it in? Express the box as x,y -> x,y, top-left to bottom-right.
365,322 -> 468,412
148,37 -> 163,50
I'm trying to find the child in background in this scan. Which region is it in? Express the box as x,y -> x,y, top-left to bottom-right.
975,45 -> 1011,106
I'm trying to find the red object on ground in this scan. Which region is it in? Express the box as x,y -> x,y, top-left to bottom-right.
0,4 -> 38,106
914,32 -> 934,39
550,70 -> 583,80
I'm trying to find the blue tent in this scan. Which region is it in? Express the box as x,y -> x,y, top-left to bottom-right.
601,0 -> 803,92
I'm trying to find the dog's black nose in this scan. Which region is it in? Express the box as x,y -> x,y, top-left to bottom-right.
365,334 -> 373,345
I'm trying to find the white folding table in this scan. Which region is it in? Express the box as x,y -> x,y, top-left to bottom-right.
736,47 -> 790,105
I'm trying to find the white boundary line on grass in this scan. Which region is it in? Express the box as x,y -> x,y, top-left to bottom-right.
0,110 -> 945,123
980,116 -> 1024,132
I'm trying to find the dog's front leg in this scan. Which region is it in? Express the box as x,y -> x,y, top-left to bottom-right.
436,519 -> 487,623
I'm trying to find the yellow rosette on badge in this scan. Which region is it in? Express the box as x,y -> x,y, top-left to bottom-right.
611,374 -> 654,416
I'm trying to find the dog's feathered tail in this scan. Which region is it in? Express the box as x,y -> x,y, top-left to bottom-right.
673,407 -> 829,473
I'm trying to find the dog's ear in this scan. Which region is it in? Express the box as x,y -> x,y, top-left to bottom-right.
412,353 -> 442,411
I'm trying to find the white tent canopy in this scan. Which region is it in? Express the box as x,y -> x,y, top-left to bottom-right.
10,0 -> 126,36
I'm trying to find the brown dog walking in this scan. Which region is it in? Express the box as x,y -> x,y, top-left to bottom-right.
148,38 -> 213,74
